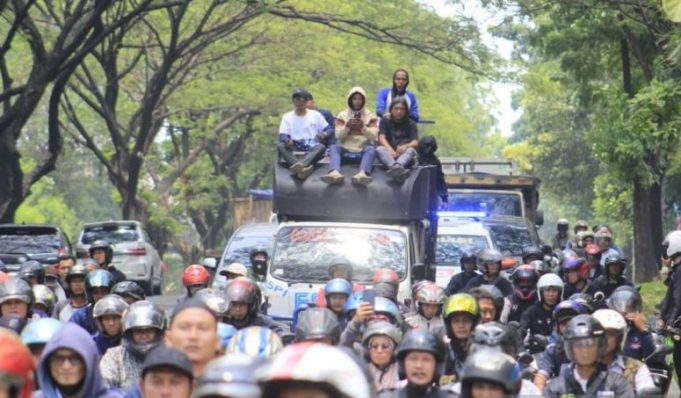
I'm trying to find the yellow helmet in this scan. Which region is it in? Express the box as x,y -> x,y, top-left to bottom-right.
443,293 -> 479,319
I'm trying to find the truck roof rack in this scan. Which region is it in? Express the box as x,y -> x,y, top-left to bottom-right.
273,162 -> 438,222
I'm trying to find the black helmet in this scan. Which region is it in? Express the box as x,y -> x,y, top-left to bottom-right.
66,264 -> 89,282
604,253 -> 627,275
0,278 -> 33,306
563,314 -> 606,362
460,252 -> 477,268
511,264 -> 538,301
194,288 -> 230,320
606,285 -> 642,313
111,281 -> 145,302
295,307 -> 341,344
461,349 -> 521,395
19,260 -> 45,285
194,353 -> 262,398
396,328 -> 445,382
469,322 -> 518,358
373,282 -> 398,303
88,240 -> 114,264
225,278 -> 259,319
521,246 -> 543,262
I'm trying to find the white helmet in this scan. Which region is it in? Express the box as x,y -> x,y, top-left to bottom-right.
593,309 -> 627,352
667,230 -> 681,258
536,273 -> 564,302
258,342 -> 375,398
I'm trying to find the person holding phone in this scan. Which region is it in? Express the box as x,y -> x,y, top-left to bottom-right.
322,86 -> 378,186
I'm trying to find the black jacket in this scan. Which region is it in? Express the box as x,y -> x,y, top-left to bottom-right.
463,274 -> 513,297
587,275 -> 633,299
378,385 -> 455,398
444,272 -> 477,296
519,301 -> 555,340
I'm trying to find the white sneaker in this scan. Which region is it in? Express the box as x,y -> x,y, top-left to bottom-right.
352,170 -> 373,185
321,170 -> 344,184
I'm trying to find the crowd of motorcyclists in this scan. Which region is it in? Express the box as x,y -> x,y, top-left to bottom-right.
0,68 -> 679,397
0,218 -> 678,398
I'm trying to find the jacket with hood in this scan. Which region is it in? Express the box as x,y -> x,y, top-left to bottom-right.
334,87 -> 378,153
33,322 -> 123,398
93,331 -> 121,356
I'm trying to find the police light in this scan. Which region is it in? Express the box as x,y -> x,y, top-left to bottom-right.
437,211 -> 488,218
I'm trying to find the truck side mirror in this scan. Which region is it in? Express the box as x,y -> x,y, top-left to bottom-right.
536,210 -> 544,226
250,249 -> 269,277
412,262 -> 427,280
202,257 -> 217,269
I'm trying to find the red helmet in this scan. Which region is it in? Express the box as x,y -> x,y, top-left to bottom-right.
0,329 -> 34,398
372,268 -> 399,286
182,264 -> 210,287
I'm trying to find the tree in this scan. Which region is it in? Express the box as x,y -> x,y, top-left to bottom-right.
492,0 -> 678,281
0,0 -> 176,222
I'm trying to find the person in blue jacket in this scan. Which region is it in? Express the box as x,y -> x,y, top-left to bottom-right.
33,322 -> 123,397
376,69 -> 420,122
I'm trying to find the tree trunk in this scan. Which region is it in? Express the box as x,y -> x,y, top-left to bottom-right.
633,180 -> 661,283
0,142 -> 23,222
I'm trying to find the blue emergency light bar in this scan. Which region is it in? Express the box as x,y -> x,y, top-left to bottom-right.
437,211 -> 488,218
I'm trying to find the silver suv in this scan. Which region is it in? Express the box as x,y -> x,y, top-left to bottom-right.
76,220 -> 162,295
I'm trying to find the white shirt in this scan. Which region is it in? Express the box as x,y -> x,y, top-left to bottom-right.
608,355 -> 656,394
279,109 -> 328,141
573,368 -> 590,393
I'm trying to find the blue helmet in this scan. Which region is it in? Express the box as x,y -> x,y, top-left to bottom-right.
20,318 -> 63,346
325,278 -> 353,299
217,322 -> 238,350
344,291 -> 365,316
85,269 -> 115,292
373,296 -> 402,325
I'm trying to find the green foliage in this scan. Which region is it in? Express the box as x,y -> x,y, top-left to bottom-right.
591,80 -> 681,188
15,178 -> 81,241
663,0 -> 681,23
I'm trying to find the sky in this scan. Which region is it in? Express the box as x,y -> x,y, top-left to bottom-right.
421,0 -> 521,137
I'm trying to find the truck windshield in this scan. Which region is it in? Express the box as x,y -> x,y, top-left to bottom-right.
271,226 -> 407,283
486,223 -> 532,257
436,234 -> 489,264
446,192 -> 522,217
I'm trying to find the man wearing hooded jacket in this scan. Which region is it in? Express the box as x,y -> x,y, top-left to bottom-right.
321,86 -> 378,186
33,322 -> 123,397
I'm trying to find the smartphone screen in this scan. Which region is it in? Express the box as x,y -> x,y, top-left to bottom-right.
363,289 -> 376,306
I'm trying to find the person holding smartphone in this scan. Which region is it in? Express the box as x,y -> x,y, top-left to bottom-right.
322,86 -> 378,186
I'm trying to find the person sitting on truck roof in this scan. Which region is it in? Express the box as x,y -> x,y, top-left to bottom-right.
445,252 -> 478,296
417,136 -> 448,207
321,86 -> 378,186
328,263 -> 353,283
463,249 -> 513,297
376,68 -> 420,122
277,88 -> 329,180
376,97 -> 419,182
305,91 -> 336,145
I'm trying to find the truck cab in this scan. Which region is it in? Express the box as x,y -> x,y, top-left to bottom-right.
256,160 -> 439,324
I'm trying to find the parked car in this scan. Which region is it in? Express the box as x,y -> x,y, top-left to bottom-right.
0,224 -> 72,273
76,220 -> 162,295
211,223 -> 277,290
